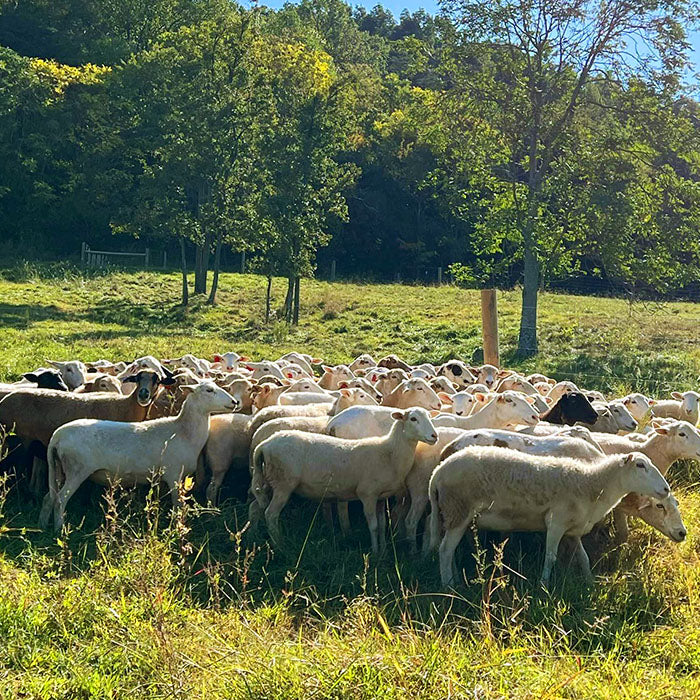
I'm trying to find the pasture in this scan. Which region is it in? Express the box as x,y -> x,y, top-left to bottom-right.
1,265 -> 700,698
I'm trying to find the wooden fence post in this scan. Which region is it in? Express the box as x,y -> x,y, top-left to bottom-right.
437,267 -> 442,285
81,242 -> 87,265
240,251 -> 246,274
145,248 -> 150,268
163,250 -> 167,269
481,289 -> 499,367
330,259 -> 336,282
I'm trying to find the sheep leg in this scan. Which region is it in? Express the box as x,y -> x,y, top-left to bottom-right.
541,515 -> 567,587
322,503 -> 334,529
337,502 -> 351,535
612,506 -> 629,545
571,537 -> 593,582
265,489 -> 291,544
205,472 -> 225,506
377,501 -> 387,551
438,516 -> 473,587
406,493 -> 429,555
53,473 -> 88,531
246,488 -> 263,535
30,456 -> 48,496
359,495 -> 379,553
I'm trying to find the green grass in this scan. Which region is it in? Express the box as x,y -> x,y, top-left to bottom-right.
1,264 -> 700,698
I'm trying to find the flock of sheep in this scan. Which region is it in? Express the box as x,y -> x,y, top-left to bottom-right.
1,351 -> 698,588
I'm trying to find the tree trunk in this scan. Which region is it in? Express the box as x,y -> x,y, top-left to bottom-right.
283,277 -> 294,322
207,229 -> 223,305
265,275 -> 272,323
517,229 -> 539,356
292,276 -> 300,325
180,237 -> 189,306
194,228 -> 213,295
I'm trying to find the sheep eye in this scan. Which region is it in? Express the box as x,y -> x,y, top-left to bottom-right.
410,416 -> 417,422
637,462 -> 645,469
506,398 -> 512,403
656,503 -> 664,510
417,386 -> 423,391
679,432 -> 686,437
207,387 -> 214,393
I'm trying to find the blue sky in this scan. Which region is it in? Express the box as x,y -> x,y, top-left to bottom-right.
257,0 -> 700,74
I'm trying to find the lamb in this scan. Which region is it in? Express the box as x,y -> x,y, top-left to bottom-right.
473,364 -> 510,389
428,447 -> 669,586
39,381 -> 239,530
577,401 -> 637,434
547,381 -> 579,403
148,369 -> 203,419
375,369 -> 409,397
448,391 -> 476,416
212,351 -> 250,372
651,391 -> 700,425
279,352 -> 321,377
586,420 -> 700,541
250,407 -> 438,551
432,392 -> 539,429
381,378 -> 445,411
430,376 -> 457,395
318,365 -> 355,390
619,493 -> 686,543
338,377 -> 382,402
48,360 -> 88,390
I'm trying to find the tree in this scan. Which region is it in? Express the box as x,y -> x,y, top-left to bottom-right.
440,0 -> 697,355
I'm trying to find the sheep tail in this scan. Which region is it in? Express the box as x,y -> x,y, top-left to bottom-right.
250,443 -> 269,509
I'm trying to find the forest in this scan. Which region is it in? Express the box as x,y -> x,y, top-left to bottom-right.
2,0 -> 700,354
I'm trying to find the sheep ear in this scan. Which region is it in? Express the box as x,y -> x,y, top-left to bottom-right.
340,388 -> 351,397
497,369 -> 512,378
496,395 -> 506,402
648,399 -> 656,405
671,391 -> 683,400
160,376 -> 177,386
391,411 -> 405,421
525,396 -> 536,404
22,372 -> 39,382
654,426 -> 671,435
437,392 -> 453,404
544,396 -> 553,404
122,374 -> 139,383
429,409 -> 441,417
213,354 -> 223,362
262,385 -> 272,394
322,365 -> 333,373
623,454 -> 636,465
311,358 -> 323,364
180,384 -> 198,395
285,371 -> 295,379
474,392 -> 486,401
47,360 -> 64,369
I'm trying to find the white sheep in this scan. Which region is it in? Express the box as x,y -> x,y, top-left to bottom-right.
381,378 -> 445,411
39,381 -> 239,530
616,393 -> 654,422
428,447 -> 669,586
48,360 -> 88,390
348,354 -> 377,373
651,391 -> 700,425
250,407 -> 438,551
319,365 -> 355,390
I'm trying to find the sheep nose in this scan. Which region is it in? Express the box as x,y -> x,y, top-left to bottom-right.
679,529 -> 687,540
431,433 -> 437,441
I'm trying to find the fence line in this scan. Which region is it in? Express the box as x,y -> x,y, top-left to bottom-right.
81,242 -> 167,269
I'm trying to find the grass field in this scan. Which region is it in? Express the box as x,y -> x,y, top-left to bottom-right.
1,264 -> 700,698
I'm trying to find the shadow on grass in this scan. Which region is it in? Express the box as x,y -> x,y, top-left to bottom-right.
0,302 -> 73,330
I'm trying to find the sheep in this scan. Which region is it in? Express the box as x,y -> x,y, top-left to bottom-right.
0,369 -> 68,398
381,378 -> 445,411
465,383 -> 489,395
616,393 -> 654,422
148,369 -> 203,419
439,428 -> 605,462
437,362 -> 475,389
399,395 -> 541,551
338,377 -> 382,402
47,360 -> 88,390
577,401 -> 637,434
526,373 -> 555,386
377,354 -> 412,372
0,370 -> 172,450
279,392 -> 335,406
74,374 -> 122,394
429,376 -> 456,396
212,352 -> 250,372
250,407 -> 438,552
587,420 -> 700,542
85,360 -> 125,376
282,378 -> 326,394
620,493 -> 686,543
247,403 -> 333,436
118,356 -> 168,380
251,382 -> 289,410
539,392 -> 598,426
448,391 -> 476,416
245,362 -> 287,382
495,374 -> 539,396
39,381 -> 239,531
319,365 -> 355,390
584,390 -> 606,402
473,364 -> 510,389
279,352 -> 321,377
432,392 -> 540,429
349,354 -> 377,373
375,369 -> 409,397
409,368 -> 432,380
651,391 -> 700,425
428,447 -> 669,586
547,381 -> 579,403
